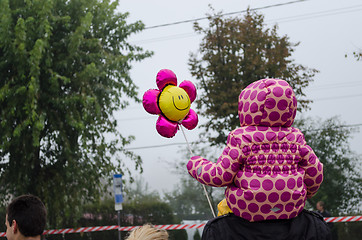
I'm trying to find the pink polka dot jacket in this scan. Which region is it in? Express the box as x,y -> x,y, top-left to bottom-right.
187,79 -> 323,222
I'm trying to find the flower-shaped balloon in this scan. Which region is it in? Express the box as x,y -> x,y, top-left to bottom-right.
143,69 -> 198,138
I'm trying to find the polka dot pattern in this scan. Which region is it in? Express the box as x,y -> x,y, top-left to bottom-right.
238,79 -> 297,127
186,79 -> 323,222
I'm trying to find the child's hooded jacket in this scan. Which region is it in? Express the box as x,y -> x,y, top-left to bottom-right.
187,79 -> 323,222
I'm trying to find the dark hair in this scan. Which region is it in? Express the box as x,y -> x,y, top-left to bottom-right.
6,195 -> 47,237
317,201 -> 325,208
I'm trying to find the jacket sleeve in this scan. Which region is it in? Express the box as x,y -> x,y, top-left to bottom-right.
186,131 -> 244,187
298,144 -> 324,198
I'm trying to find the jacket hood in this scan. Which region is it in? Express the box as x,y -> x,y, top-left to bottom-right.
238,79 -> 297,127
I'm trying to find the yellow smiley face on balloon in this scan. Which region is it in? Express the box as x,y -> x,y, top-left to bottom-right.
158,85 -> 191,122
143,69 -> 198,138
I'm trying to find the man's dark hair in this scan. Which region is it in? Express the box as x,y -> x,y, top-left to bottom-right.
6,194 -> 47,237
317,201 -> 325,208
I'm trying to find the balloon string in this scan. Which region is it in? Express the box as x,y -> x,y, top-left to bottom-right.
180,126 -> 216,218
180,125 -> 194,156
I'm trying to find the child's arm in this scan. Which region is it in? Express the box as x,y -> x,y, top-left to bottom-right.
299,145 -> 324,198
187,131 -> 244,187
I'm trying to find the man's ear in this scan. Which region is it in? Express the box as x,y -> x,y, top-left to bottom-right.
11,220 -> 18,233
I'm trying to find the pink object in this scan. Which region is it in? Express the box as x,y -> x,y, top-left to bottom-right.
143,89 -> 161,115
142,69 -> 198,138
156,69 -> 177,89
179,80 -> 197,103
156,115 -> 178,138
181,109 -> 198,130
187,79 -> 323,222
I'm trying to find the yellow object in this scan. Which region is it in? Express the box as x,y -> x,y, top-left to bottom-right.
217,198 -> 233,216
158,85 -> 191,122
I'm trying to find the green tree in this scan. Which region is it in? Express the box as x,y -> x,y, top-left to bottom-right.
123,176 -> 162,205
352,51 -> 362,61
295,117 -> 362,215
165,147 -> 224,220
66,193 -> 184,240
189,8 -> 318,145
165,177 -> 219,220
187,7 -> 361,218
193,229 -> 201,240
345,47 -> 362,61
0,0 -> 152,227
121,177 -> 187,240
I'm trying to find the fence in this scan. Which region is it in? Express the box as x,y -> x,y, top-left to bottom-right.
0,216 -> 361,237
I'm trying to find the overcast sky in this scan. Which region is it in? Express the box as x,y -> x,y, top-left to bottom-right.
115,0 -> 362,193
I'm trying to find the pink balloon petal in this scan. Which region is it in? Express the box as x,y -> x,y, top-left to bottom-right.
156,115 -> 178,138
179,80 -> 197,103
181,109 -> 198,130
143,89 -> 161,115
156,69 -> 177,90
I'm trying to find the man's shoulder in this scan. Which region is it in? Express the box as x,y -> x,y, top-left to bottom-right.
202,211 -> 332,240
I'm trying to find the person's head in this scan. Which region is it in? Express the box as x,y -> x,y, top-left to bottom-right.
126,224 -> 169,240
238,79 -> 297,128
316,201 -> 325,212
5,195 -> 46,239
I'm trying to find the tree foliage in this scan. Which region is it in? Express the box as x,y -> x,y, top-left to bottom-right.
295,117 -> 362,215
193,229 -> 201,240
345,47 -> 362,61
188,8 -> 318,145
59,183 -> 185,240
186,7 -> 361,218
121,177 -> 187,240
165,177 -> 220,221
0,0 -> 152,227
166,147 -> 225,220
352,51 -> 362,61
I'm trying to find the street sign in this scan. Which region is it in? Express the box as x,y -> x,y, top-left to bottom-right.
113,174 -> 123,211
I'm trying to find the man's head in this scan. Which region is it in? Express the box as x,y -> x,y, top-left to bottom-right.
5,195 -> 46,239
316,201 -> 325,212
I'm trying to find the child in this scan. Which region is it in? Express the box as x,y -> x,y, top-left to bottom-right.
187,79 -> 323,222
